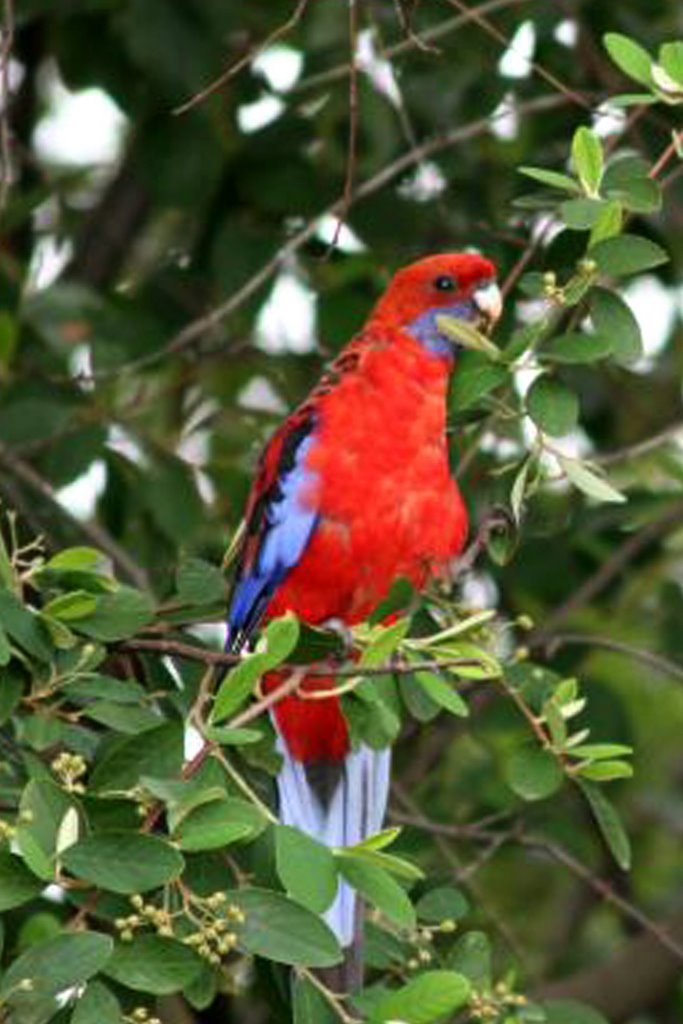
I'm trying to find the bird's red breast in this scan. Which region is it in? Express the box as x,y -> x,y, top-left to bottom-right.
229,252 -> 500,763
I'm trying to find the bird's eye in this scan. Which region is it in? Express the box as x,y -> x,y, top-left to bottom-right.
433,274 -> 456,292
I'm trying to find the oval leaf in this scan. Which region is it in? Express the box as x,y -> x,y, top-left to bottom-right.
104,935 -> 203,995
275,824 -> 338,913
590,233 -> 668,277
527,376 -> 579,436
62,832 -> 184,893
228,888 -> 342,967
506,748 -> 564,801
372,971 -> 471,1024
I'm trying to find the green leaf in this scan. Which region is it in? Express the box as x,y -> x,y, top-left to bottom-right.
590,233 -> 668,277
0,664 -> 22,721
570,743 -> 633,759
416,886 -> 469,923
543,332 -> 613,364
104,935 -> 203,995
339,846 -> 424,882
543,998 -> 610,1024
576,760 -> 633,781
603,157 -> 661,214
349,827 -> 402,852
292,974 -> 338,1024
659,41 -> 683,86
578,779 -> 631,869
62,832 -> 184,893
518,167 -> 580,193
603,33 -> 653,86
76,586 -> 155,641
608,92 -> 658,107
506,748 -> 564,801
588,199 -> 623,246
446,931 -> 492,987
338,857 -> 415,929
90,722 -> 183,792
0,590 -> 52,662
360,619 -> 410,668
0,932 -> 113,1004
202,725 -> 263,746
227,887 -> 342,967
41,591 -> 98,622
16,780 -> 78,880
449,353 -> 508,412
371,971 -> 471,1024
175,797 -> 268,851
275,824 -> 338,913
71,981 -> 121,1024
590,287 -> 643,364
571,127 -> 603,195
142,455 -> 204,544
79,700 -> 163,734
212,613 -> 300,723
560,197 -> 607,230
558,456 -> 626,504
211,651 -> 270,723
0,623 -> 10,666
264,611 -> 301,661
0,852 -> 44,910
413,670 -> 468,717
45,547 -> 104,572
176,556 -> 226,605
526,376 -> 579,437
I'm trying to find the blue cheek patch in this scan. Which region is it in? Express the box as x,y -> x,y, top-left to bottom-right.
407,301 -> 475,358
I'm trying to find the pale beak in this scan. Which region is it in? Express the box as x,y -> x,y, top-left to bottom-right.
472,281 -> 503,333
435,279 -> 503,361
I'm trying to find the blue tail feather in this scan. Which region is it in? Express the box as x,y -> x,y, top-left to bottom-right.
276,739 -> 391,946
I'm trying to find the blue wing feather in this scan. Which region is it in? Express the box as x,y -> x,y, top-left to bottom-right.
227,426 -> 319,650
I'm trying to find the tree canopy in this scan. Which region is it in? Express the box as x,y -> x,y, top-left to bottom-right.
0,2 -> 682,1023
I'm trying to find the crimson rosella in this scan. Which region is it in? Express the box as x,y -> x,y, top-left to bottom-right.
226,253 -> 502,952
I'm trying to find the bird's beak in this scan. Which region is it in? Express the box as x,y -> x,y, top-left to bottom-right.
435,280 -> 503,360
472,281 -> 503,335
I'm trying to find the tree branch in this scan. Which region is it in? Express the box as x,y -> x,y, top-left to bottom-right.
533,499 -> 683,642
0,441 -> 149,591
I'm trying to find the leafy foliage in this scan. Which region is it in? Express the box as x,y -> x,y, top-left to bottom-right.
0,3 -> 682,1024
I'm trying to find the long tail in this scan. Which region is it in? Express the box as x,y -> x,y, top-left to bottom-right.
277,738 -> 391,974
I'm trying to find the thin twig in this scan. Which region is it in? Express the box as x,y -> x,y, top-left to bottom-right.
533,500 -> 683,641
443,0 -> 590,110
521,833 -> 683,963
649,129 -> 683,180
0,441 -> 149,591
120,636 -> 492,681
174,0 -> 310,115
326,0 -> 360,250
389,806 -> 683,964
0,0 -> 14,213
150,93 -> 570,367
545,634 -> 683,687
292,0 -> 532,93
596,421 -> 683,466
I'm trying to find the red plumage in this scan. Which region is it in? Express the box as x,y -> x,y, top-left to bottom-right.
231,252 -> 497,761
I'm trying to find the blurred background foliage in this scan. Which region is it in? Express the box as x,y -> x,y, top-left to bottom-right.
1,0 -> 683,1022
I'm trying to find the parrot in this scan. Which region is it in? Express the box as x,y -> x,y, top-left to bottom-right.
225,252 -> 502,972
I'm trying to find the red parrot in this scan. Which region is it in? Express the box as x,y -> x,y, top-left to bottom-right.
226,253 -> 502,955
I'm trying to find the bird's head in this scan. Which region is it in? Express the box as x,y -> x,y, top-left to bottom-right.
371,252 -> 502,360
